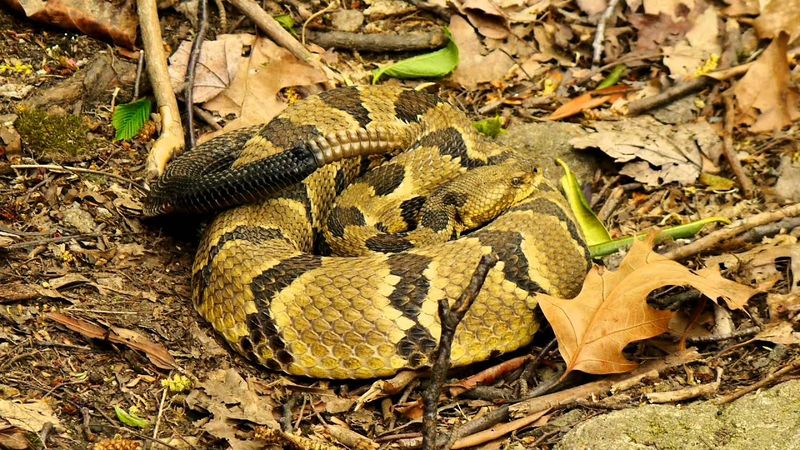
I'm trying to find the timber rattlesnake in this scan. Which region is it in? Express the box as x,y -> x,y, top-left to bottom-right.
145,85 -> 590,379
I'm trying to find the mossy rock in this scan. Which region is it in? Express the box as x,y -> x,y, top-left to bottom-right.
15,109 -> 96,162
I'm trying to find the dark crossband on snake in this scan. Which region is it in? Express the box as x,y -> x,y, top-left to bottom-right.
145,85 -> 591,379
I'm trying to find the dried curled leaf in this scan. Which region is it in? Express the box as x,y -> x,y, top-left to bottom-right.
538,236 -> 759,376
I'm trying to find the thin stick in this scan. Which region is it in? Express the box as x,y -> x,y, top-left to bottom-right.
227,0 -> 315,65
184,0 -> 209,149
722,93 -> 755,197
306,30 -> 448,52
662,203 -> 800,260
451,409 -> 548,449
626,77 -> 711,116
302,2 -> 337,46
152,387 -> 168,441
509,349 -> 702,416
441,406 -> 509,449
192,105 -> 223,130
133,50 -> 145,99
422,253 -> 499,450
686,326 -> 760,344
11,164 -> 147,193
714,357 -> 800,404
591,0 -> 621,65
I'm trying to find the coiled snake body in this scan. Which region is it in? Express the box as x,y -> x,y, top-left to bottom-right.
146,86 -> 590,379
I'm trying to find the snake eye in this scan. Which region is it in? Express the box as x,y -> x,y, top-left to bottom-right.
511,177 -> 524,186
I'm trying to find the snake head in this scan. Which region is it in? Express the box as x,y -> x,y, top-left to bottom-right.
435,162 -> 542,231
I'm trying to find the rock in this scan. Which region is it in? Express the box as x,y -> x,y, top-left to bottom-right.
557,380 -> 800,450
774,156 -> 800,203
498,122 -> 602,184
331,10 -> 364,32
62,203 -> 96,234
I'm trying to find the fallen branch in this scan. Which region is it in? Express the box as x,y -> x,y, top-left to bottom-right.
626,77 -> 711,116
591,0 -> 621,65
422,253 -> 498,450
227,0 -> 333,86
722,93 -> 755,197
440,406 -> 509,449
646,368 -> 722,403
662,203 -> 800,261
306,30 -> 447,52
714,357 -> 800,404
451,409 -> 548,449
137,0 -> 185,177
11,163 -> 146,192
509,349 -> 701,416
184,0 -> 209,149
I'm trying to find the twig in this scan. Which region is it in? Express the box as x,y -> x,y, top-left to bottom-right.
280,0 -> 312,19
184,0 -> 209,149
213,0 -> 227,29
192,105 -> 222,130
133,50 -> 145,99
227,0 -> 320,68
720,216 -> 800,249
626,77 -> 712,116
596,185 -> 624,222
323,424 -> 379,450
591,0 -> 621,65
517,338 -> 559,397
302,2 -> 337,46
4,233 -> 98,250
137,0 -> 186,177
509,349 -> 702,416
450,409 -> 548,449
714,357 -> 800,405
574,52 -> 663,86
422,253 -> 499,450
441,406 -> 509,449
662,203 -> 800,260
645,368 -> 722,403
306,30 -> 447,52
152,387 -> 168,442
11,164 -> 147,192
722,93 -> 755,197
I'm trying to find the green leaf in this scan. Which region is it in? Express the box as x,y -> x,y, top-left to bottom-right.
274,14 -> 297,36
372,29 -> 459,83
596,64 -> 627,90
473,116 -> 505,138
699,173 -> 736,191
112,98 -> 152,141
557,159 -> 611,246
589,217 -> 731,258
114,405 -> 150,429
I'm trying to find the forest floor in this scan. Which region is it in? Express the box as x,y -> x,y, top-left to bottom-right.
1,1 -> 799,449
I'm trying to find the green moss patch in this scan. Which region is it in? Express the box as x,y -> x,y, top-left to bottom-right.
15,109 -> 94,162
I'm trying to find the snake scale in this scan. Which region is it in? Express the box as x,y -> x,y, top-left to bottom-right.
145,85 -> 591,379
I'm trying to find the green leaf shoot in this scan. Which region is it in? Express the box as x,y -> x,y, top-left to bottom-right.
274,14 -> 297,36
372,29 -> 459,83
114,405 -> 150,428
597,64 -> 627,90
589,217 -> 731,258
112,98 -> 152,141
557,159 -> 611,246
473,116 -> 506,138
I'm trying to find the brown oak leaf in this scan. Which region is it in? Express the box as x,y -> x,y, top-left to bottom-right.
733,33 -> 800,132
538,237 -> 758,376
